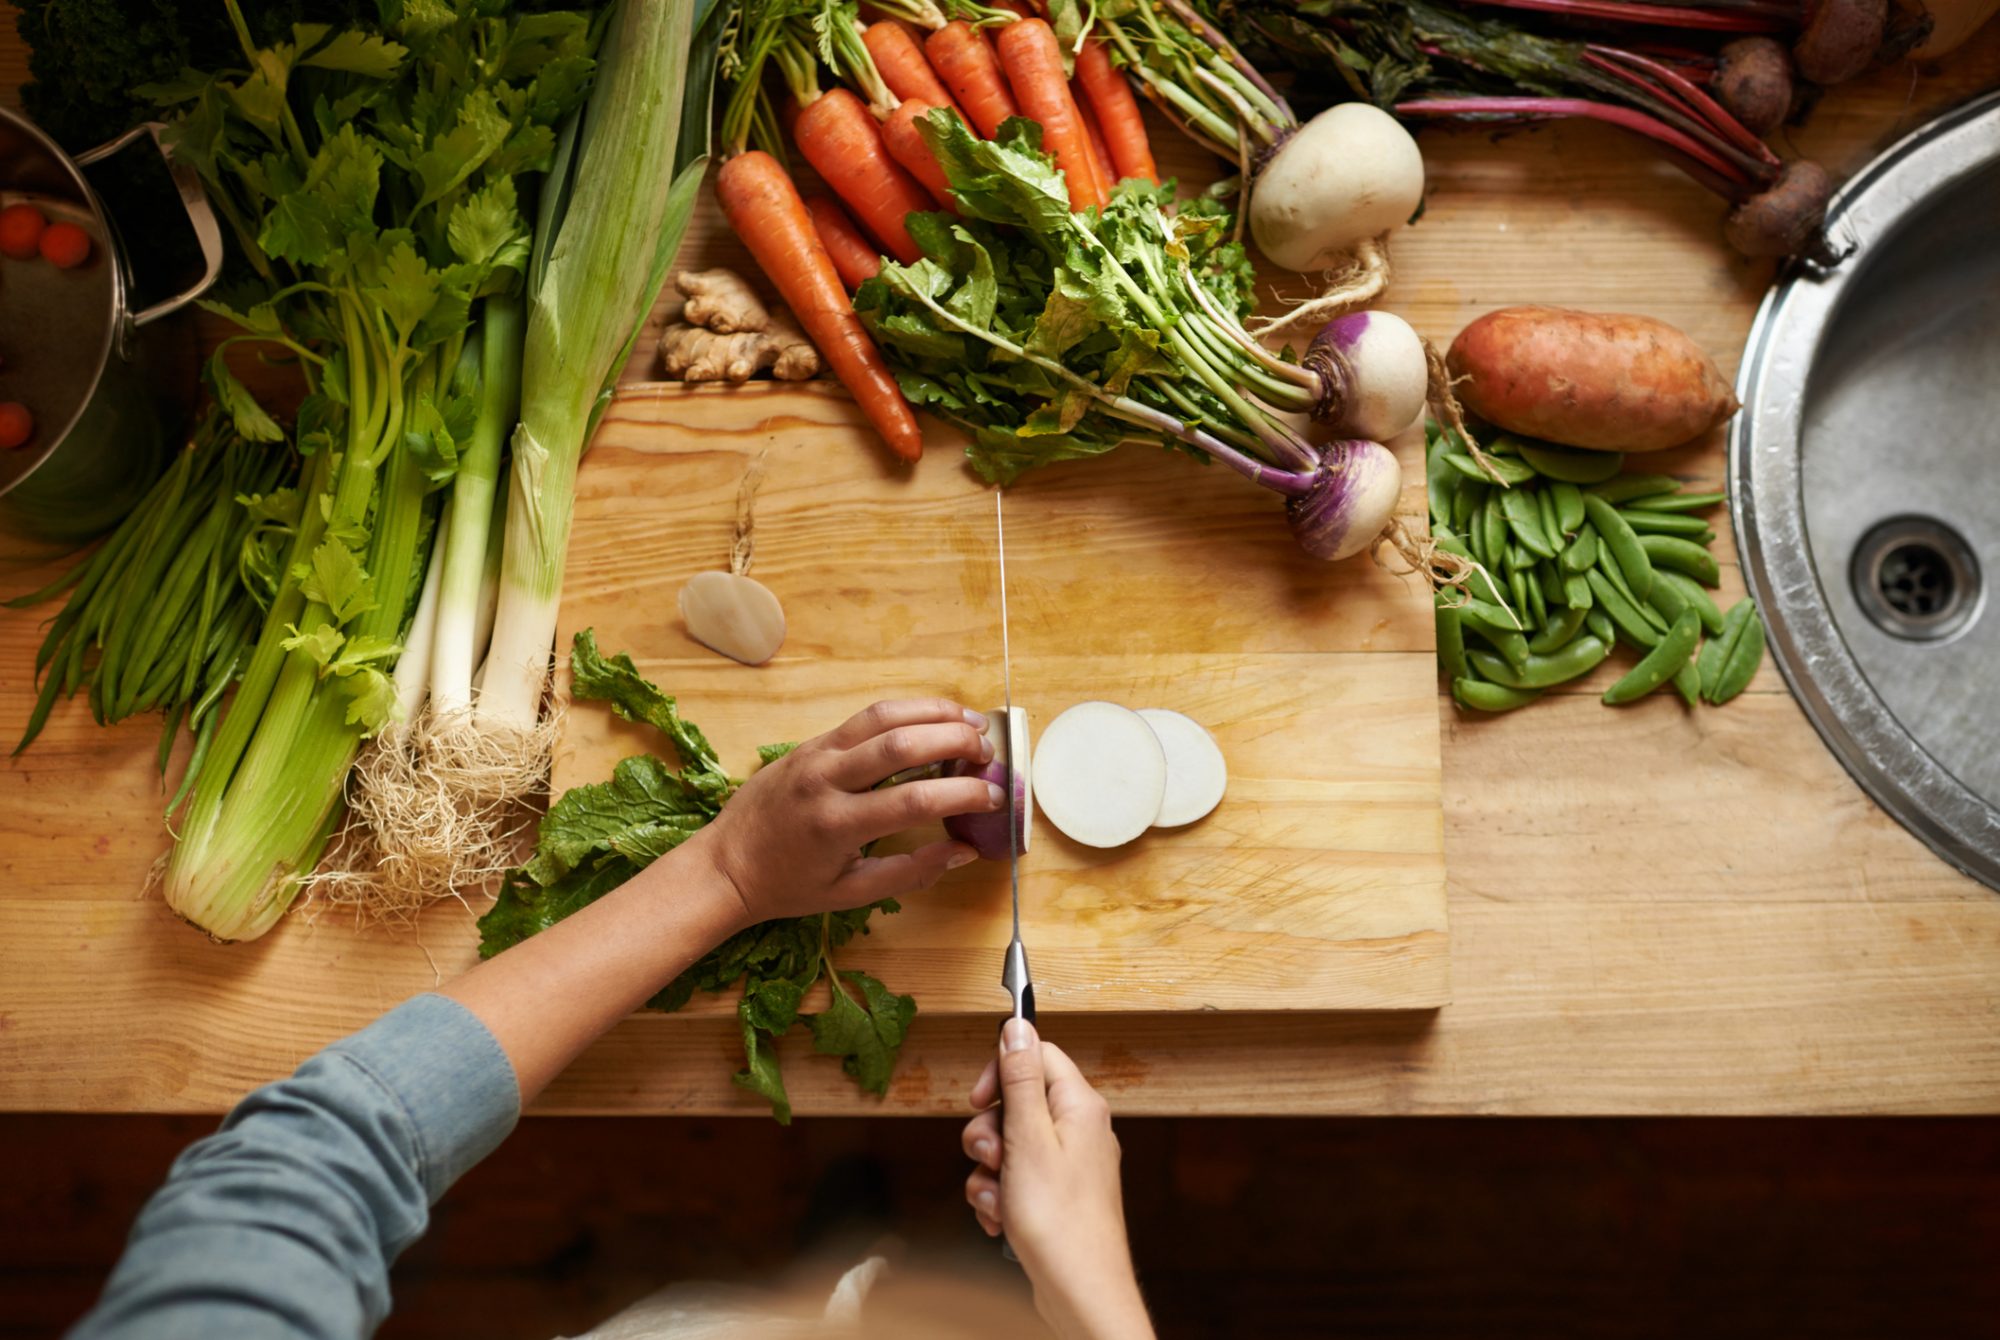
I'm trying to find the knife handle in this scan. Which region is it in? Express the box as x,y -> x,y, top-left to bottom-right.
995,992 -> 1037,1264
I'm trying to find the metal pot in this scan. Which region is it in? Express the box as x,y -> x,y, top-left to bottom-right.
0,110 -> 222,568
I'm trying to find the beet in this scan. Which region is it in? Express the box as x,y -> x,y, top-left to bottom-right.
1794,0 -> 1889,85
1713,38 -> 1795,137
1725,160 -> 1836,259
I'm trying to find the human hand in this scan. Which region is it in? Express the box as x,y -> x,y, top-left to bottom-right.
685,698 -> 999,927
962,1020 -> 1154,1340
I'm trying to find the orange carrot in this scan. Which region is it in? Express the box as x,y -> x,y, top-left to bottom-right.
792,87 -> 934,266
926,21 -> 1019,138
1073,78 -> 1115,193
1075,37 -> 1157,184
996,18 -> 1107,211
806,194 -> 884,291
863,22 -> 968,124
882,99 -> 961,213
719,153 -> 922,462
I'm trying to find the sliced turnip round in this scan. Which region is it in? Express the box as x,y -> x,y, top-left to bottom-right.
1031,702 -> 1168,849
1136,709 -> 1228,828
945,707 -> 1032,860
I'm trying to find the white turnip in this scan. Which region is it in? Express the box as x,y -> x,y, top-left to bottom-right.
1250,103 -> 1426,276
1031,702 -> 1168,849
1302,311 -> 1428,443
1136,709 -> 1228,828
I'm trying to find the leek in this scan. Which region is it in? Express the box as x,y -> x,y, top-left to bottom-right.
478,0 -> 713,733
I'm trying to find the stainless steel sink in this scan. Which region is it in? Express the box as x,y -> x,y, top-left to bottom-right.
1732,89 -> 2000,890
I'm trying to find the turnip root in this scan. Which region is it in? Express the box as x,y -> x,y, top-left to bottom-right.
945,708 -> 1031,861
1712,38 -> 1795,137
1251,104 -> 1426,274
1794,0 -> 1889,84
1137,709 -> 1227,828
1286,439 -> 1405,561
1447,307 -> 1739,453
1725,160 -> 1837,260
1304,311 -> 1428,443
1031,702 -> 1168,849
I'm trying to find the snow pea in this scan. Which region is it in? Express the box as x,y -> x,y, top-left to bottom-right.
1536,486 -> 1564,549
1427,437 -> 1458,531
1537,559 -> 1566,609
1656,570 -> 1725,635
1551,481 -> 1586,536
1453,478 -> 1485,532
1509,567 -> 1531,626
1529,604 -> 1589,654
1480,497 -> 1509,569
1453,677 -> 1542,713
1460,606 -> 1531,672
1586,473 -> 1679,504
1559,526 -> 1598,575
1435,597 -> 1469,682
1620,508 -> 1711,538
1506,542 -> 1533,575
1564,574 -> 1593,611
1595,544 -> 1668,632
1586,608 -> 1615,646
1583,493 -> 1655,601
1639,534 -> 1721,587
1701,598 -> 1766,704
1631,490 -> 1726,513
1446,451 -> 1537,486
1502,488 -> 1558,559
1524,564 -> 1548,626
1518,441 -> 1625,484
1468,635 -> 1610,689
1603,610 -> 1701,705
1673,660 -> 1701,708
1585,568 -> 1660,649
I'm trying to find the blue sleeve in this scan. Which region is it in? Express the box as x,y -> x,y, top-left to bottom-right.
70,993 -> 520,1340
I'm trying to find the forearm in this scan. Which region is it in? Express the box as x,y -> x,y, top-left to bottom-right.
441,832 -> 749,1104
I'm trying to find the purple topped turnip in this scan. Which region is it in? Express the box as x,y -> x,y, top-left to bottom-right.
945,708 -> 1031,861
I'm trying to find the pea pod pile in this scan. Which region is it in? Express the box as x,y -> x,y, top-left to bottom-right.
1425,424 -> 1766,713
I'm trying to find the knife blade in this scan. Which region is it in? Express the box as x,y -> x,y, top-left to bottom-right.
996,489 -> 1035,1027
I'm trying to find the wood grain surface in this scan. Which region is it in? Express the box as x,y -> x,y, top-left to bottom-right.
2,28 -> 1997,1114
550,388 -> 1447,1014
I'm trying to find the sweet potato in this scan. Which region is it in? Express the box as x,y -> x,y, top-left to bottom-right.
1446,306 -> 1740,454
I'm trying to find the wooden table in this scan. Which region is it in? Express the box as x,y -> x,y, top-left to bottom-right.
4,30 -> 1999,1116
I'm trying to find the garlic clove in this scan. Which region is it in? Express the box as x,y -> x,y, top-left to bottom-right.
679,570 -> 786,666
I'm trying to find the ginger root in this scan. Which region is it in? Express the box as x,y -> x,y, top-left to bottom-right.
675,268 -> 769,333
660,307 -> 822,382
660,267 -> 823,382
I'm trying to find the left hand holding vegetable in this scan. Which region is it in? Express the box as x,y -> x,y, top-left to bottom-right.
690,698 -> 1000,925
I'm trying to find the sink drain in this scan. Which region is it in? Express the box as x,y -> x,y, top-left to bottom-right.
1851,516 -> 1982,641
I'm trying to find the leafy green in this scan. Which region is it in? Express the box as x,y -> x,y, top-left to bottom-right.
476,631 -> 914,1123
855,111 -> 1269,485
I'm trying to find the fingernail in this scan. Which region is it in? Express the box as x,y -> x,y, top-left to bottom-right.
986,781 -> 1006,810
975,1189 -> 996,1213
947,847 -> 977,870
1002,1017 -> 1035,1052
963,708 -> 989,729
979,733 -> 996,762
974,1139 -> 995,1165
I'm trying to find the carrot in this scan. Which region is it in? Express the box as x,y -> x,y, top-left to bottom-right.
1074,37 -> 1157,184
863,22 -> 968,124
1072,79 -> 1115,193
806,194 -> 884,291
995,18 -> 1107,211
719,153 -> 922,462
926,21 -> 1019,138
791,88 -> 934,266
882,99 -> 961,213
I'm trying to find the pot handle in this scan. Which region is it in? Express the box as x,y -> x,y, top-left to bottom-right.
74,122 -> 225,331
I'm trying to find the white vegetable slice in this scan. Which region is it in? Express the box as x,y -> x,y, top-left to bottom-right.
679,570 -> 786,665
1031,702 -> 1168,849
1136,708 -> 1228,828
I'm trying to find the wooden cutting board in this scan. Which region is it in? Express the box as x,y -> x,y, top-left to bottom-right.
552,382 -> 1448,1014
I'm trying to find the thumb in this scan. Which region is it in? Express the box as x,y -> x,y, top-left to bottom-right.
997,1018 -> 1055,1155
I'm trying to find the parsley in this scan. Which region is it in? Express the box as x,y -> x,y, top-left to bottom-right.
477,631 -> 915,1123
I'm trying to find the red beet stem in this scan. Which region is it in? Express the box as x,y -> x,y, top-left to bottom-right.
1587,44 -> 1783,170
1396,96 -> 1759,191
1454,0 -> 1791,33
